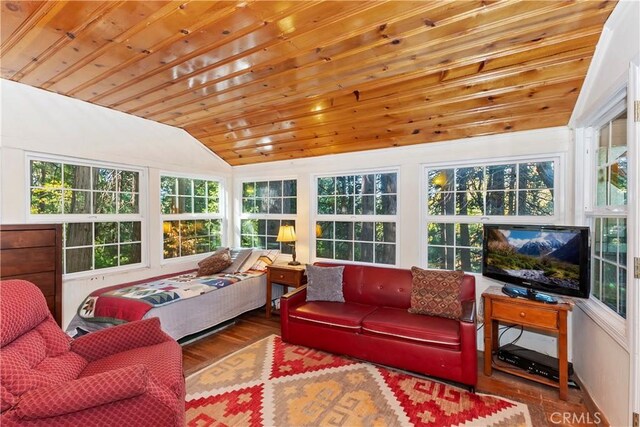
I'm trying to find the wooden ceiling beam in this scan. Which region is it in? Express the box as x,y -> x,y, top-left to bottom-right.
138,0 -> 600,121
1,1 -> 47,51
223,111 -> 569,166
198,77 -> 585,152
209,87 -> 579,158
187,41 -> 596,140
39,1 -> 187,90
110,1 -> 461,113
157,12 -> 608,128
66,1 -> 256,99
10,2 -> 125,82
0,1 -> 78,78
99,1 -> 370,108
76,1 -> 318,102
126,0 -> 560,120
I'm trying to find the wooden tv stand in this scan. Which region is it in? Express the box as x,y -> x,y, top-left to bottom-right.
482,286 -> 574,400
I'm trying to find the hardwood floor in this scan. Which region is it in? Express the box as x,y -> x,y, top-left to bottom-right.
182,309 -> 604,427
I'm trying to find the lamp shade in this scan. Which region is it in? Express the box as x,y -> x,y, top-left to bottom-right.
276,225 -> 296,242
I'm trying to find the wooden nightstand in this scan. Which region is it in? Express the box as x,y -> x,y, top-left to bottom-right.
482,286 -> 574,400
266,264 -> 307,318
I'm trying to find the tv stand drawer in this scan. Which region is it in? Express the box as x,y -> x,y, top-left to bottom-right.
491,300 -> 558,330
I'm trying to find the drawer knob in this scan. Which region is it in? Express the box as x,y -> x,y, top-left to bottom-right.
279,274 -> 284,279
519,312 -> 526,318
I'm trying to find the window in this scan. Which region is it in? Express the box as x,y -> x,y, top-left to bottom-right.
588,109 -> 627,318
160,175 -> 223,259
239,179 -> 296,253
314,171 -> 398,265
425,159 -> 556,273
29,158 -> 143,274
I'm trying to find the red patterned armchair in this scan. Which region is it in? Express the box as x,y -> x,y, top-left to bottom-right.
1,280 -> 185,426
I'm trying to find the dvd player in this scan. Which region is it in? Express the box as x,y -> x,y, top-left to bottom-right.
497,343 -> 573,383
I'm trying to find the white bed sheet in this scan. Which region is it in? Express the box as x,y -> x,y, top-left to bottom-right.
67,272 -> 285,341
146,273 -> 268,340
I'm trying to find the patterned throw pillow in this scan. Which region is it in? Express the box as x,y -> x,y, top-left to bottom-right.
197,248 -> 232,276
305,264 -> 345,302
408,266 -> 464,319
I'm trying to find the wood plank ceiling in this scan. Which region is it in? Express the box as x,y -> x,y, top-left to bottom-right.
1,1 -> 616,166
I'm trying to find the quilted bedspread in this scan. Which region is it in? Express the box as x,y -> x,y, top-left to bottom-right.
78,270 -> 264,323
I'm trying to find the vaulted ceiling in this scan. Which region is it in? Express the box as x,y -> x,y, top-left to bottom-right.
1,1 -> 616,165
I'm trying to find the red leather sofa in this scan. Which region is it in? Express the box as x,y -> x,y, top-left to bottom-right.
280,263 -> 477,388
1,280 -> 185,426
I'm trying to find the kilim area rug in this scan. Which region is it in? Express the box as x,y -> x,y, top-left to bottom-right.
186,335 -> 532,427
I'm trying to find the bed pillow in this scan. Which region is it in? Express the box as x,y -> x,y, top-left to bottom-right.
238,250 -> 261,272
221,248 -> 253,273
305,264 -> 345,302
197,247 -> 232,276
408,266 -> 464,319
249,249 -> 280,271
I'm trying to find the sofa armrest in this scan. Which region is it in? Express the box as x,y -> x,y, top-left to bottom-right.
72,317 -> 172,361
459,299 -> 478,386
460,300 -> 476,323
15,365 -> 148,420
280,285 -> 307,342
281,285 -> 307,300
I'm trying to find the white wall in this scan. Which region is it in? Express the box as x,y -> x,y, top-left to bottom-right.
0,80 -> 232,328
233,126 -> 575,357
569,1 -> 639,426
0,75 -> 575,355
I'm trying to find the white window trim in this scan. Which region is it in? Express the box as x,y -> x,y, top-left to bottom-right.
311,167 -> 400,267
26,153 -> 148,278
235,176 -> 298,250
421,154 -> 565,271
159,171 -> 226,265
585,98 -> 628,214
577,297 -> 629,350
575,89 -> 630,347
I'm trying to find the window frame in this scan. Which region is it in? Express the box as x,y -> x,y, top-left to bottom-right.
159,171 -> 226,264
236,176 -> 298,253
26,153 -> 147,277
577,91 -> 630,347
311,167 -> 400,267
421,154 -> 565,274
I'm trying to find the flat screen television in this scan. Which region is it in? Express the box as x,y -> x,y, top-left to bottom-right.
482,224 -> 591,299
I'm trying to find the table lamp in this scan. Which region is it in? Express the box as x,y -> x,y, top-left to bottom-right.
276,225 -> 300,265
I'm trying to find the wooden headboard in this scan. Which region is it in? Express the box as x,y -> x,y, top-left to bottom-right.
0,224 -> 63,325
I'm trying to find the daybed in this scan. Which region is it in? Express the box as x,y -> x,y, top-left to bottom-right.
67,249 -> 282,340
280,262 -> 478,388
1,279 -> 184,426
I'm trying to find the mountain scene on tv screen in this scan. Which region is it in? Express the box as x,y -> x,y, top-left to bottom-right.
486,228 -> 581,290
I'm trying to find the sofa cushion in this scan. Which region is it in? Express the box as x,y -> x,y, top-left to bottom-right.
409,267 -> 464,319
313,263 -> 413,308
305,264 -> 345,302
362,307 -> 460,349
290,302 -> 377,332
79,340 -> 184,399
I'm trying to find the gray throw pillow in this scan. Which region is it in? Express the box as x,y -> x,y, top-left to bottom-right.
305,264 -> 345,302
222,248 -> 253,273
